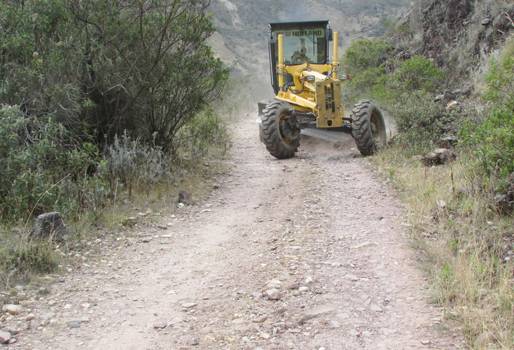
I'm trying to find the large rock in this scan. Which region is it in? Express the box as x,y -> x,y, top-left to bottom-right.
31,212 -> 68,241
0,330 -> 11,344
2,304 -> 23,315
422,148 -> 456,167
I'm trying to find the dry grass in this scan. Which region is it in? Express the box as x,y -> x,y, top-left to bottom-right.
0,155 -> 229,290
373,146 -> 514,349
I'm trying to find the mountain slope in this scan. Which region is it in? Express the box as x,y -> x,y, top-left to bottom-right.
396,0 -> 514,86
209,0 -> 410,76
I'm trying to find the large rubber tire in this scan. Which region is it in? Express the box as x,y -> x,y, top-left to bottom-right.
261,100 -> 300,159
351,100 -> 387,156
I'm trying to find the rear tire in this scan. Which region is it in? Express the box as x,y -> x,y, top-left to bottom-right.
261,100 -> 300,159
351,100 -> 386,156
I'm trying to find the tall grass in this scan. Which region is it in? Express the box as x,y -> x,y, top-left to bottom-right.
373,150 -> 513,348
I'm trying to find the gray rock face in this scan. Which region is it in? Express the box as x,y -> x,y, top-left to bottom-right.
31,212 -> 68,241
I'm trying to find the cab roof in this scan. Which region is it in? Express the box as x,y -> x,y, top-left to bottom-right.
269,20 -> 329,30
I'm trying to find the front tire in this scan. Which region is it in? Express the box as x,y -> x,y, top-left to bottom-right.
351,100 -> 387,156
261,100 -> 300,159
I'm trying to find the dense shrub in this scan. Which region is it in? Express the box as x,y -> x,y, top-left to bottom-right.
175,108 -> 229,160
105,132 -> 171,197
461,37 -> 514,189
390,91 -> 452,146
484,36 -> 514,110
343,40 -> 448,144
462,109 -> 514,187
343,39 -> 393,76
0,0 -> 228,150
0,105 -> 105,222
390,56 -> 444,93
0,1 -> 229,225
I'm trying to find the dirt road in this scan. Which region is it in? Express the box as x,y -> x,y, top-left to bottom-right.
6,115 -> 463,349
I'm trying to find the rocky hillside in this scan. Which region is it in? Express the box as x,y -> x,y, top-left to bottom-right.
396,0 -> 514,88
208,0 -> 411,76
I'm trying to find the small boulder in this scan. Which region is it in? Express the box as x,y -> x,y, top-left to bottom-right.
178,191 -> 192,205
445,100 -> 461,112
422,148 -> 456,167
481,18 -> 492,26
265,279 -> 282,290
2,304 -> 23,315
264,288 -> 282,301
0,330 -> 11,344
437,135 -> 458,149
31,212 -> 68,241
67,320 -> 82,329
434,94 -> 445,102
122,216 -> 138,227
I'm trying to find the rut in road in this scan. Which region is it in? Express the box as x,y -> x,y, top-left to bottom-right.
14,114 -> 463,349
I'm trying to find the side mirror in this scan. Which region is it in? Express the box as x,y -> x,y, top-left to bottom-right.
328,28 -> 333,42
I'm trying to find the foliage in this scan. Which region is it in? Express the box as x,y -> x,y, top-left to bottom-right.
343,39 -> 448,143
175,108 -> 229,160
0,0 -> 231,228
460,36 -> 514,189
0,0 -> 228,150
461,109 -> 514,188
389,91 -> 452,146
343,39 -> 393,76
390,56 -> 444,93
105,132 -> 171,197
0,1 -> 229,224
484,36 -> 514,110
0,105 -> 104,222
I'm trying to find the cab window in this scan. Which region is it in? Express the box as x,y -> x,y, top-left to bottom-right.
280,28 -> 326,65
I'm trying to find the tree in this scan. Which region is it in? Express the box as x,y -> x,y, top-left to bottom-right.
0,0 -> 228,151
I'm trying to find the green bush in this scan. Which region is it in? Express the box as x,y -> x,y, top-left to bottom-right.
390,91 -> 451,145
391,56 -> 444,93
176,108 -> 229,160
484,36 -> 514,110
0,1 -> 230,225
0,0 -> 228,150
461,36 -> 514,189
343,40 -> 448,144
0,106 -> 104,222
343,39 -> 393,76
461,108 -> 514,189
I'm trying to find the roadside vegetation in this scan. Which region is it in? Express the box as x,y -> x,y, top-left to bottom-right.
343,36 -> 513,348
0,1 -> 229,287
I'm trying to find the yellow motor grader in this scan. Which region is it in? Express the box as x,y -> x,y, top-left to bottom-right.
258,20 -> 386,158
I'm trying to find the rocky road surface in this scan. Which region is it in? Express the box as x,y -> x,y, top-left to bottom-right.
1,114 -> 464,349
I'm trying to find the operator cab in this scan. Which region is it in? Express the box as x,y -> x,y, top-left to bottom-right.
268,20 -> 333,94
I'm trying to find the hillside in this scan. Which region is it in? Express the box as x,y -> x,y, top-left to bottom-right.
209,0 -> 411,76
340,0 -> 513,347
396,0 -> 514,87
